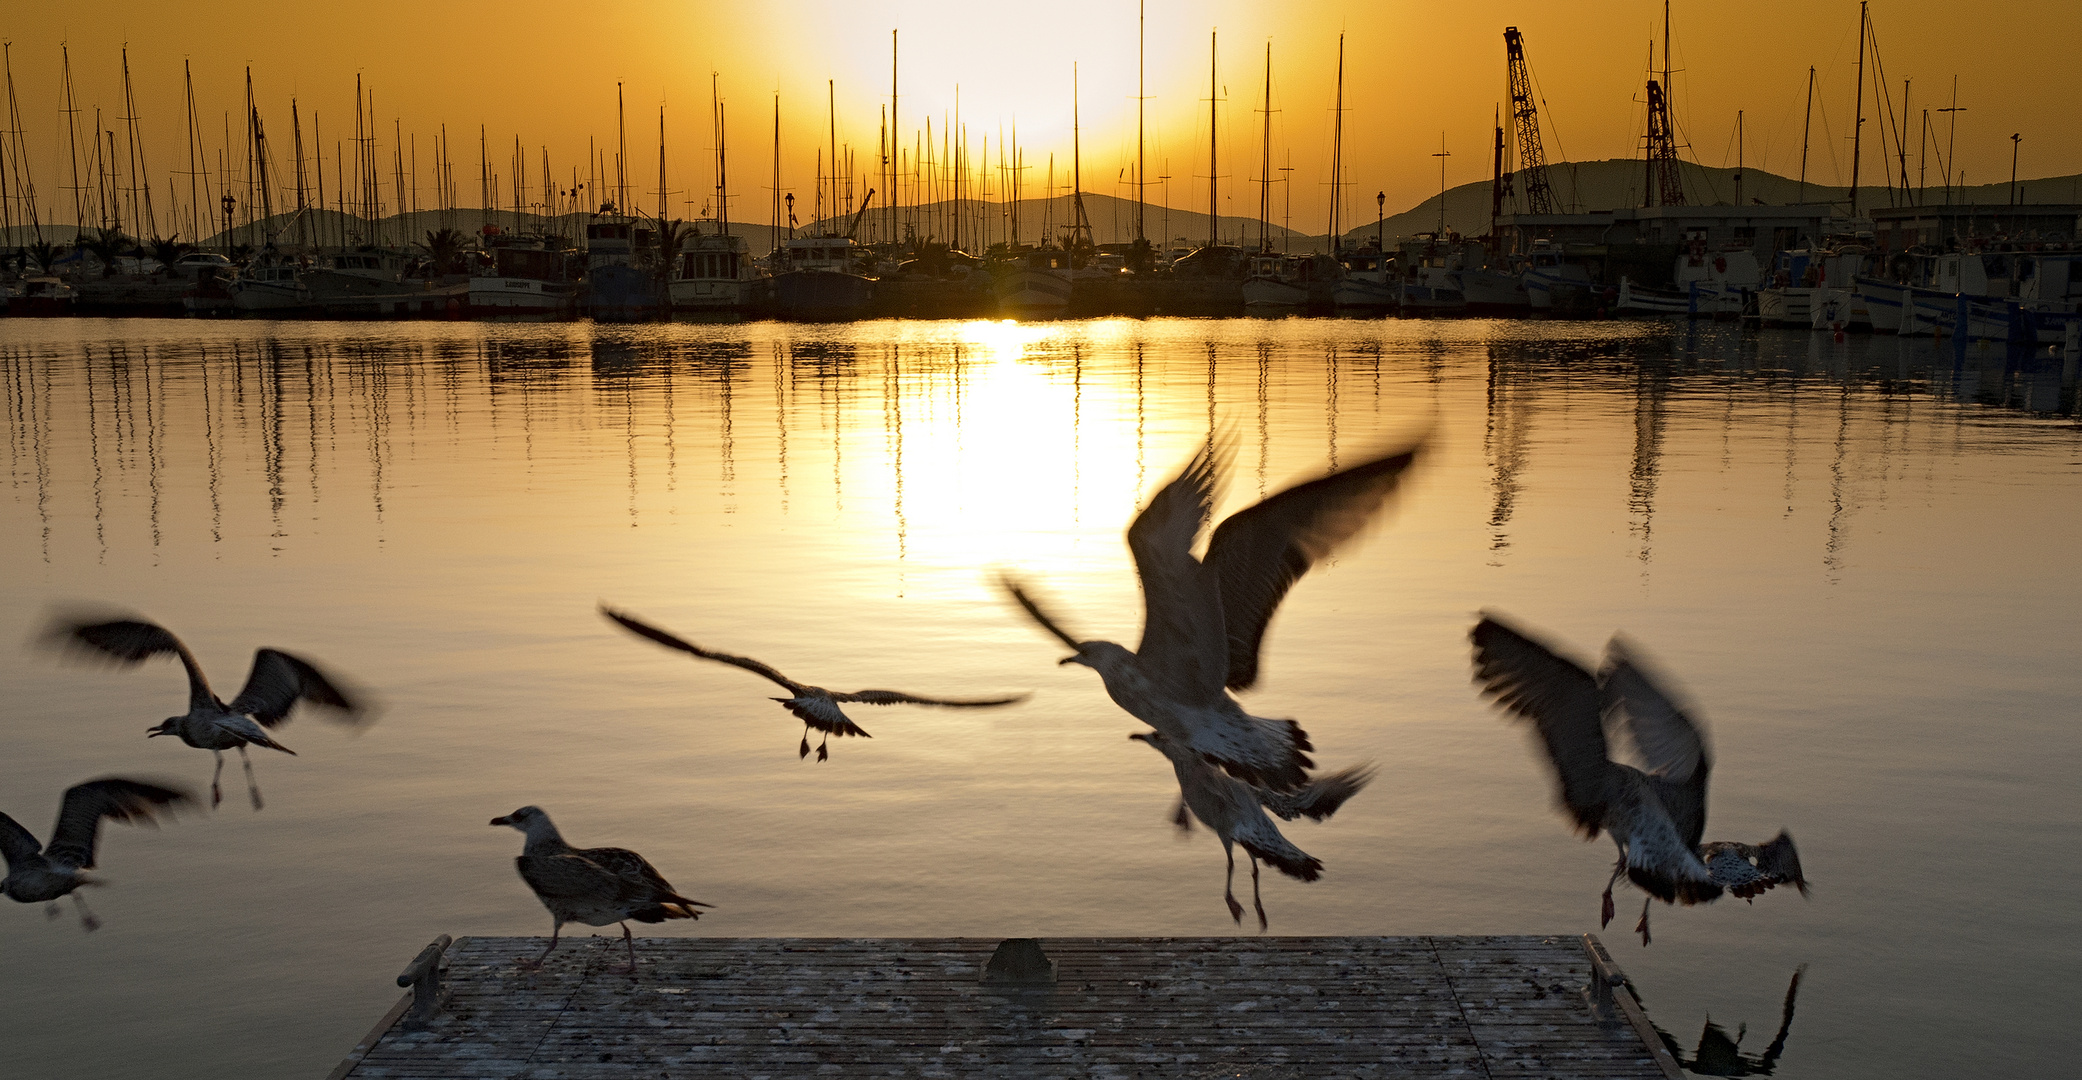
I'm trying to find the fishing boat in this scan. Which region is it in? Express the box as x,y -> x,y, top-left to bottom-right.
993,245 -> 1073,317
470,233 -> 578,320
668,229 -> 753,315
1332,244 -> 1395,314
768,235 -> 874,320
1398,235 -> 1470,315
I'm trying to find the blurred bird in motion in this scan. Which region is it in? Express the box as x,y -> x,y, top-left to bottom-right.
1469,613 -> 1808,945
48,615 -> 367,810
1134,729 -> 1374,930
602,606 -> 1029,761
1005,437 -> 1423,792
2,778 -> 194,930
490,805 -> 711,974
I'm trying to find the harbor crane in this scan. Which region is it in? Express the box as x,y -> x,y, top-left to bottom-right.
1501,27 -> 1559,217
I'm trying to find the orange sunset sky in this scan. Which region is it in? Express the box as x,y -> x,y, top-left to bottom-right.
5,1 -> 2075,235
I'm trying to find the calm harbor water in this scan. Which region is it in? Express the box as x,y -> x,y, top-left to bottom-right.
2,315 -> 2077,1078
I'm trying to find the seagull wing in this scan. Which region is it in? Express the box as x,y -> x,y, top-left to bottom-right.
582,845 -> 712,915
602,607 -> 807,695
1470,614 -> 1619,838
1207,443 -> 1421,690
0,812 -> 42,872
55,618 -> 215,712
1259,762 -> 1377,822
516,851 -> 624,905
1129,449 -> 1228,705
42,779 -> 192,870
1001,577 -> 1085,653
227,649 -> 363,729
1600,636 -> 1713,848
832,689 -> 1029,708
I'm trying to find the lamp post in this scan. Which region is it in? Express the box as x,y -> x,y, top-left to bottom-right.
1376,191 -> 1385,251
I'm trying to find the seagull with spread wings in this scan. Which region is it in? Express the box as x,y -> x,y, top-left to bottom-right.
602,607 -> 1030,761
50,616 -> 366,809
1469,613 -> 1808,945
1005,439 -> 1423,792
2,778 -> 194,931
490,805 -> 711,974
1133,729 -> 1374,930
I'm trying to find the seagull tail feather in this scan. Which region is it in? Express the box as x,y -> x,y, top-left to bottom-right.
1240,837 -> 1323,883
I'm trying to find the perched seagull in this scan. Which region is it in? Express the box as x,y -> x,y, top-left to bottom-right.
490,805 -> 711,973
602,606 -> 1029,761
2,778 -> 194,931
50,616 -> 366,810
1006,439 -> 1423,792
1469,614 -> 1808,945
1133,729 -> 1374,930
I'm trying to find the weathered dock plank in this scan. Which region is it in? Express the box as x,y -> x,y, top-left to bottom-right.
332,935 -> 1681,1079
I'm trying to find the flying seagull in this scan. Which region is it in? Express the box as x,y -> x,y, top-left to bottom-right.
602,606 -> 1029,761
1469,613 -> 1808,945
2,778 -> 194,931
490,805 -> 711,973
50,616 -> 366,810
1134,729 -> 1374,930
1006,438 -> 1422,792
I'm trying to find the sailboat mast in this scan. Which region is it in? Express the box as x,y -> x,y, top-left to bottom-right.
1329,34 -> 1344,252
1850,1 -> 1867,217
1207,30 -> 1217,248
1734,110 -> 1744,208
617,81 -> 628,214
890,30 -> 897,247
61,45 -> 85,230
1799,67 -> 1814,204
1136,0 -> 1145,243
1257,43 -> 1271,252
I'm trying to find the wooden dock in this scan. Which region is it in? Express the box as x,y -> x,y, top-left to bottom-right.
329,935 -> 1683,1079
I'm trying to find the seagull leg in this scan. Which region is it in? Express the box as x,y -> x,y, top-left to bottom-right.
1250,855 -> 1268,933
1635,899 -> 1653,947
239,745 -> 264,811
516,921 -> 561,971
608,922 -> 638,975
1601,857 -> 1626,929
210,750 -> 225,809
799,725 -> 811,760
72,893 -> 102,933
816,732 -> 830,763
1222,842 -> 1244,924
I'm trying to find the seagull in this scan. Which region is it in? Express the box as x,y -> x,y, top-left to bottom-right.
50,616 -> 366,810
1006,439 -> 1423,792
1469,613 -> 1808,945
2,778 -> 194,931
490,805 -> 711,974
1133,729 -> 1374,930
602,606 -> 1030,761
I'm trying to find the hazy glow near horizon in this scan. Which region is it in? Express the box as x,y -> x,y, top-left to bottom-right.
4,1 -> 2077,237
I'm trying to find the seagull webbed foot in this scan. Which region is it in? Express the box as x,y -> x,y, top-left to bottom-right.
1224,893 -> 1244,924
798,733 -> 811,759
816,742 -> 829,762
1635,899 -> 1652,947
1601,887 -> 1616,929
513,957 -> 545,972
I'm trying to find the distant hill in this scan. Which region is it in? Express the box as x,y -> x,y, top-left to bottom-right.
8,163 -> 2076,253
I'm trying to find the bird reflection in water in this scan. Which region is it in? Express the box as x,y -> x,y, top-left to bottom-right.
1656,966 -> 1807,1076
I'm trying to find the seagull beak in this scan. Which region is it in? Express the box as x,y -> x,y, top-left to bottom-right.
489,815 -> 511,826
145,727 -> 163,737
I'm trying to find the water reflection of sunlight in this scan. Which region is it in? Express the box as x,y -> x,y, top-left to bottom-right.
952,319 -> 1061,365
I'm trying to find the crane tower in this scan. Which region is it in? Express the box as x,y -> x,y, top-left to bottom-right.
1502,27 -> 1558,216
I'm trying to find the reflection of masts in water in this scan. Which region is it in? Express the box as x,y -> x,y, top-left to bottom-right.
265,345 -> 287,546
1628,363 -> 1669,565
3,348 -> 54,560
196,346 -> 220,544
1824,383 -> 1852,580
144,345 -> 164,553
1655,966 -> 1806,1076
883,345 -> 906,564
1132,345 -> 1149,497
1204,343 -> 1218,460
1781,384 -> 1800,517
772,343 -> 790,515
303,347 -> 321,537
83,346 -> 106,561
1071,343 -> 1083,526
1326,345 -> 1340,470
1484,348 -> 1530,559
1255,342 -> 1272,499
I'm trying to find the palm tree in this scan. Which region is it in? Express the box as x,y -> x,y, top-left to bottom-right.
148,236 -> 190,273
422,227 -> 468,275
25,239 -> 60,274
82,227 -> 133,278
652,218 -> 689,287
